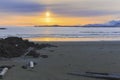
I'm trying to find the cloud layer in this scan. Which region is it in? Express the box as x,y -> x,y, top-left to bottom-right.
0,0 -> 120,25
0,0 -> 46,15
0,0 -> 120,17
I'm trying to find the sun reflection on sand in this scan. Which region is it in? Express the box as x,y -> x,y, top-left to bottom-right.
25,37 -> 105,42
24,37 -> 120,42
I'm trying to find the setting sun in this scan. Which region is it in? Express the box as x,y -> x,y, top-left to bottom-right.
45,11 -> 52,23
46,11 -> 50,17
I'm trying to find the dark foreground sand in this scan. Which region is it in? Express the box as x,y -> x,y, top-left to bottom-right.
1,41 -> 120,80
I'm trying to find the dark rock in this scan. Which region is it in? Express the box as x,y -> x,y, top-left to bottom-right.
26,50 -> 40,58
21,65 -> 27,69
34,62 -> 37,65
40,55 -> 48,58
49,50 -> 54,52
0,65 -> 15,69
35,43 -> 57,49
0,37 -> 56,58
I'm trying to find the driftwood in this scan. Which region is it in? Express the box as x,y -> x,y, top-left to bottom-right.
0,68 -> 8,78
68,72 -> 120,80
22,61 -> 37,69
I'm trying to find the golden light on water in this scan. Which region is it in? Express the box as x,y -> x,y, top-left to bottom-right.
27,37 -> 108,42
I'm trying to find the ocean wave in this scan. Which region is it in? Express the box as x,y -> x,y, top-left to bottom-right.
0,33 -> 120,39
0,27 -> 120,39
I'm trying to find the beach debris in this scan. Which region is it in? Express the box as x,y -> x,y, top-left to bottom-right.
0,65 -> 14,79
0,65 -> 15,78
22,61 -> 37,69
0,67 -> 8,78
29,61 -> 34,69
67,71 -> 120,80
0,37 -> 57,58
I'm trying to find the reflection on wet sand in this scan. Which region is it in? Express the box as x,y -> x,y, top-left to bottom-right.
25,37 -> 120,42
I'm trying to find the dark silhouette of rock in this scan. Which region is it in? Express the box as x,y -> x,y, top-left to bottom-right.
26,50 -> 40,58
0,28 -> 6,30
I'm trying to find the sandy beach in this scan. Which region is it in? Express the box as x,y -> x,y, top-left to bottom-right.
1,41 -> 120,80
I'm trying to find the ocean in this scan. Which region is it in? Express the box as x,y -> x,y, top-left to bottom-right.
1,26 -> 120,41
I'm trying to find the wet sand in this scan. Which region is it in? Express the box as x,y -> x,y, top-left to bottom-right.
1,41 -> 120,80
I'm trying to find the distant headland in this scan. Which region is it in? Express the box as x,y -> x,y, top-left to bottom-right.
0,28 -> 6,30
34,20 -> 120,27
34,25 -> 80,27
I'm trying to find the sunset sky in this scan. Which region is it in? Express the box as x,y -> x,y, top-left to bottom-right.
0,0 -> 120,26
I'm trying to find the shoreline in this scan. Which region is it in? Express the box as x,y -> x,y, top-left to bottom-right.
33,40 -> 120,44
24,37 -> 120,42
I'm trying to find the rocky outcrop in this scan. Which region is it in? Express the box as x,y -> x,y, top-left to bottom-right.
0,37 -> 57,58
